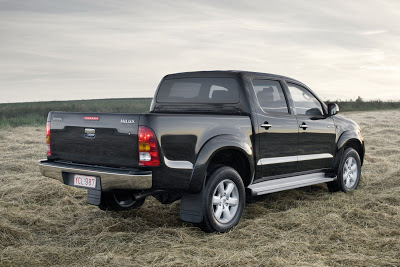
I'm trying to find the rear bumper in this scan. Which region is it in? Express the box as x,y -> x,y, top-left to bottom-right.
38,160 -> 152,190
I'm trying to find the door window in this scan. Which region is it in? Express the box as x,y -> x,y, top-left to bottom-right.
252,79 -> 289,114
287,83 -> 324,116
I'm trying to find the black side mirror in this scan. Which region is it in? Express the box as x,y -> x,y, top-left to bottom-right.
327,103 -> 339,116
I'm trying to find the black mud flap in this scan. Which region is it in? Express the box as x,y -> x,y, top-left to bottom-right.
180,191 -> 204,223
87,189 -> 102,205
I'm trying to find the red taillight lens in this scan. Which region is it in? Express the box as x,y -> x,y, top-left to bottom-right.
138,126 -> 159,166
46,121 -> 51,156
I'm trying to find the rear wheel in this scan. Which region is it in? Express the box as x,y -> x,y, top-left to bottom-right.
328,147 -> 361,193
200,166 -> 245,233
98,191 -> 145,211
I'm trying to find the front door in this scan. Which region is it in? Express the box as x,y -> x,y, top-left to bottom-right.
286,82 -> 336,172
251,79 -> 299,180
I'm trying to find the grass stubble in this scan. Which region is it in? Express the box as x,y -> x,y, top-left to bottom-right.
0,110 -> 399,266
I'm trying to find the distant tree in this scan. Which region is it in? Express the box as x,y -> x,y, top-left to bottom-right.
355,96 -> 364,103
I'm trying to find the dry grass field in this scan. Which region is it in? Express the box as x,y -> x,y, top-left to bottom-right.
1,110 -> 399,266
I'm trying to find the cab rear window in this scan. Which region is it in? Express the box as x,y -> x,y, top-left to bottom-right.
156,77 -> 240,103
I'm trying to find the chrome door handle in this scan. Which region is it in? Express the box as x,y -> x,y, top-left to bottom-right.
299,123 -> 308,130
84,128 -> 96,139
261,123 -> 272,129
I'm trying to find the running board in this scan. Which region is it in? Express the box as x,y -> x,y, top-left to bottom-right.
248,172 -> 336,196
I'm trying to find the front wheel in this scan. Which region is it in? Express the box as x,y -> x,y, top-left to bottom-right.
200,166 -> 245,233
327,147 -> 361,193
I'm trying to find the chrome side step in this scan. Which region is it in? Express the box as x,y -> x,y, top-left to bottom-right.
248,172 -> 336,196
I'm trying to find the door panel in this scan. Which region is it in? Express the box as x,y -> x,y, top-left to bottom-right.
250,78 -> 299,180
297,116 -> 336,171
257,113 -> 299,177
286,82 -> 336,171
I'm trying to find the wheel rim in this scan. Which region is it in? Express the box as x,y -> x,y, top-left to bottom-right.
212,179 -> 239,224
343,156 -> 358,189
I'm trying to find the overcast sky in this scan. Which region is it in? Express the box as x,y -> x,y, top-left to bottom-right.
1,0 -> 399,103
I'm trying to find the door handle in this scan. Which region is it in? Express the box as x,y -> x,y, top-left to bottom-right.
261,122 -> 272,130
84,128 -> 96,139
299,122 -> 308,130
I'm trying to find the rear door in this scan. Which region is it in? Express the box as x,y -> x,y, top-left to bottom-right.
49,112 -> 140,168
285,82 -> 336,172
250,78 -> 299,180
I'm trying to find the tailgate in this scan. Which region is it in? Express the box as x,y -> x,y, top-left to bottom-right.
48,112 -> 140,168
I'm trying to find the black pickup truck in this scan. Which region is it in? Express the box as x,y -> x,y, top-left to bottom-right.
39,71 -> 364,232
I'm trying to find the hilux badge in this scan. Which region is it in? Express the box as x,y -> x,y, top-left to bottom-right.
121,119 -> 135,124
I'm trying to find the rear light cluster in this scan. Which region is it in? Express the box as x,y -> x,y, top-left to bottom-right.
138,126 -> 159,166
46,121 -> 51,156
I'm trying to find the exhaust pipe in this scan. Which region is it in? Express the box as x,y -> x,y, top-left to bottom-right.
108,189 -> 168,209
132,189 -> 166,201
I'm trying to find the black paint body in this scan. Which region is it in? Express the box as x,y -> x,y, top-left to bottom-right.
47,71 -> 364,194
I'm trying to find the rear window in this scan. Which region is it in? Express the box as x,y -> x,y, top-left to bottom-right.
156,77 -> 240,103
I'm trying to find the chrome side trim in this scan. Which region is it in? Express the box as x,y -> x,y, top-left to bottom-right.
298,153 -> 333,161
257,153 -> 333,165
38,160 -> 152,190
258,156 -> 297,165
164,157 -> 193,169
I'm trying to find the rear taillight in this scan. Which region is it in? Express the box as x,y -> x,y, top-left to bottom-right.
46,121 -> 51,156
138,126 -> 159,166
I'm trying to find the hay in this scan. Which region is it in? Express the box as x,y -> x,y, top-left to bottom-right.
0,111 -> 399,266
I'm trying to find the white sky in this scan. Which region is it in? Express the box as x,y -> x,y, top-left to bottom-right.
1,0 -> 399,103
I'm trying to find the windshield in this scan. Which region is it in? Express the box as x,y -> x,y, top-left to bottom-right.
156,77 -> 240,104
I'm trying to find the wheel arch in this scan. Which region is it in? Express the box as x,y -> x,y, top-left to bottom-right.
335,130 -> 365,169
188,135 -> 254,193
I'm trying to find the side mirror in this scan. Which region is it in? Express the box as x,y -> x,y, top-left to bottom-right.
327,103 -> 339,116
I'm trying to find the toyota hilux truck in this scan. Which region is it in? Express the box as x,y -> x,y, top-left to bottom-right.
39,71 -> 364,233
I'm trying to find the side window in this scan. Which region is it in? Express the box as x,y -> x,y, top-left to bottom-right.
251,79 -> 289,114
287,83 -> 324,116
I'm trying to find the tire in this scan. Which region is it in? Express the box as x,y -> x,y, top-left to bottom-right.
200,166 -> 245,233
98,191 -> 145,211
327,147 -> 361,193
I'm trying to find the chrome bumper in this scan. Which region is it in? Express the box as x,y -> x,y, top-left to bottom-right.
38,160 -> 152,190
